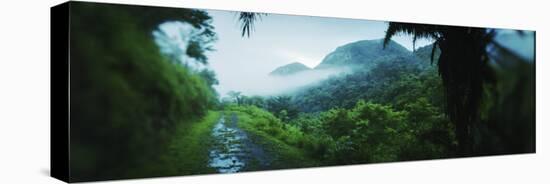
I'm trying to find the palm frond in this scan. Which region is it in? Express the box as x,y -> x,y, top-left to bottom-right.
383,22 -> 441,48
412,34 -> 417,51
430,40 -> 440,64
238,12 -> 265,37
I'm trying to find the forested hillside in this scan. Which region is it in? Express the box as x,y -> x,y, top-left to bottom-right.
315,39 -> 411,69
291,42 -> 435,112
231,40 -> 457,164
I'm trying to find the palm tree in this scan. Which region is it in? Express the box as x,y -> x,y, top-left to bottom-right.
383,22 -> 499,156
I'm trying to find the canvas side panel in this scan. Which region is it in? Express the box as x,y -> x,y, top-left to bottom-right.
50,1 -> 70,183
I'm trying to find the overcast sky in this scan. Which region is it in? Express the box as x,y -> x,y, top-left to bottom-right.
155,9 -> 533,97
203,9 -> 433,97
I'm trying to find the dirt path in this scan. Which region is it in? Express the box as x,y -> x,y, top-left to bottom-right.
207,113 -> 272,173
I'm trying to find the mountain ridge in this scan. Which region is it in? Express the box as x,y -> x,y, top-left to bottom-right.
269,62 -> 312,76
314,39 -> 411,69
269,39 -> 414,76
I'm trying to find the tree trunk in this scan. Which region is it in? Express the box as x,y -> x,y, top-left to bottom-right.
437,27 -> 490,156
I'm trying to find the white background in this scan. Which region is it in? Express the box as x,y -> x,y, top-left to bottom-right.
0,0 -> 547,183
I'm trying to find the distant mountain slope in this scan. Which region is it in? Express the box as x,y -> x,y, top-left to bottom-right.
265,40 -> 440,112
269,62 -> 311,76
414,44 -> 441,63
315,39 -> 411,69
292,55 -> 436,112
269,39 -> 414,76
284,40 -> 439,113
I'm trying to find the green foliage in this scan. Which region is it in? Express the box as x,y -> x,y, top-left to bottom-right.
289,113 -> 323,134
303,99 -> 454,164
399,98 -> 456,159
321,101 -> 408,163
278,54 -> 456,162
226,97 -> 454,166
225,93 -> 268,109
198,69 -> 219,86
127,111 -> 221,177
384,22 -> 498,155
224,105 -> 322,168
321,108 -> 356,138
68,2 -> 218,181
293,55 -> 435,112
266,96 -> 299,122
243,95 -> 267,108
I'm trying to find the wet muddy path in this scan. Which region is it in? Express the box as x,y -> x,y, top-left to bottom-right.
207,113 -> 272,173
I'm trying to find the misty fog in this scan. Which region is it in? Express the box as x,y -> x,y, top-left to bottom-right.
156,10 -> 434,98
233,67 -> 351,96
203,10 -> 436,98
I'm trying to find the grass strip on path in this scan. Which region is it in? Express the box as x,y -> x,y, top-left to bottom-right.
127,111 -> 221,177
225,108 -> 322,170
